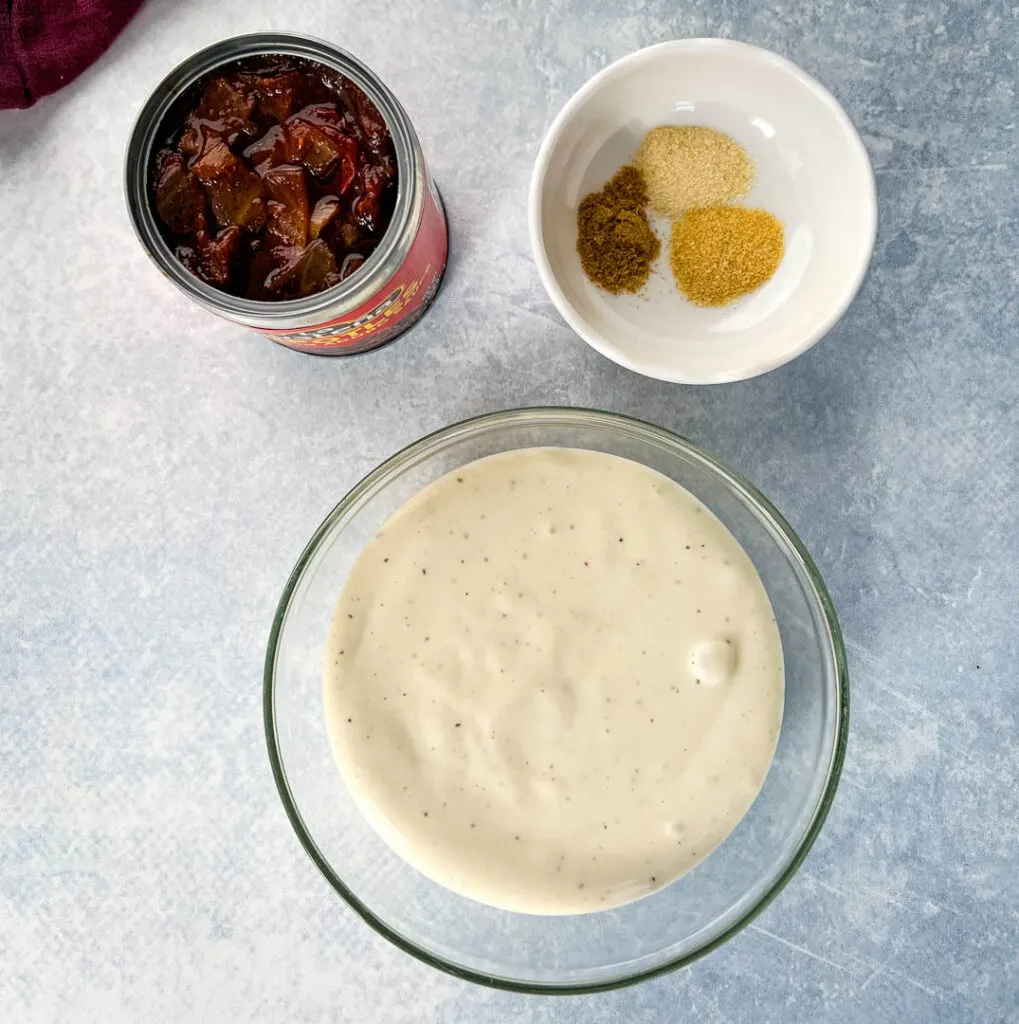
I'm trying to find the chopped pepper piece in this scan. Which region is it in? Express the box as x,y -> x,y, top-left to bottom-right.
309,195 -> 341,240
179,77 -> 257,156
154,151 -> 207,235
265,164 -> 310,247
264,239 -> 340,298
191,137 -> 267,232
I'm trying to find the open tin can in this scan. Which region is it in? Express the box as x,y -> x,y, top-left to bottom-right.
125,33 -> 448,355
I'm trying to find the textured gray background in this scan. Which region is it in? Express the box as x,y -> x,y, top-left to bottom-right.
1,0 -> 1017,1020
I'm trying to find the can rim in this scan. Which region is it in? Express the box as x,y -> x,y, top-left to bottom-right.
124,32 -> 422,328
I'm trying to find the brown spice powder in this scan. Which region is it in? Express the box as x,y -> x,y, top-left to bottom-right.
670,206 -> 784,307
576,166 -> 660,294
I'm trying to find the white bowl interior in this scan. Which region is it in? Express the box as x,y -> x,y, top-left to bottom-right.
530,40 -> 876,383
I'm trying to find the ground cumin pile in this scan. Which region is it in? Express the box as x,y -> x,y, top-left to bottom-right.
575,166 -> 660,294
670,206 -> 785,307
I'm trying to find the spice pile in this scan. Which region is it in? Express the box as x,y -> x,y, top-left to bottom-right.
635,126 -> 754,216
671,207 -> 784,307
575,125 -> 785,307
575,166 -> 660,294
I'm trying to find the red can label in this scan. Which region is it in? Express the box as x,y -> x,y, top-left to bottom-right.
261,179 -> 448,355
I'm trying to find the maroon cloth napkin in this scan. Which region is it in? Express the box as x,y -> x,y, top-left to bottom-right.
1,0 -> 143,109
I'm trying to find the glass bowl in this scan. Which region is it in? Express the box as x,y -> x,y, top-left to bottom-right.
264,408 -> 848,993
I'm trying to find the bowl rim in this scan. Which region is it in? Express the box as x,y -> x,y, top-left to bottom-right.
527,38 -> 878,385
263,406 -> 850,993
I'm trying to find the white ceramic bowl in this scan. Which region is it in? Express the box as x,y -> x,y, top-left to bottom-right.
529,39 -> 877,384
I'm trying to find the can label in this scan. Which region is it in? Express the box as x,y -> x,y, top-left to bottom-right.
261,179 -> 448,355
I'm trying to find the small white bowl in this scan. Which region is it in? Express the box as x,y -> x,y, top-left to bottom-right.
529,39 -> 877,384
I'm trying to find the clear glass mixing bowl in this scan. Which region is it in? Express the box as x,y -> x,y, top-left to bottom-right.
264,408 -> 848,993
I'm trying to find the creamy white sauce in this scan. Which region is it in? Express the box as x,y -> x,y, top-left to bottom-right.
324,448 -> 783,914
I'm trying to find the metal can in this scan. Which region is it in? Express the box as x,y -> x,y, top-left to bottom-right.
125,33 -> 448,355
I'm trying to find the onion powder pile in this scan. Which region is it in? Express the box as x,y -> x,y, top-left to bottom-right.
635,126 -> 755,217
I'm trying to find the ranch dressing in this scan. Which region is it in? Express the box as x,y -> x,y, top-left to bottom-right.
324,448 -> 783,914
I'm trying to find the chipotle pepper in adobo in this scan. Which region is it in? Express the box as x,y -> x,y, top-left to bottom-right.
150,57 -> 397,300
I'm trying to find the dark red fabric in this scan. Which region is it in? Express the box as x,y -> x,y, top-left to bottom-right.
1,0 -> 143,109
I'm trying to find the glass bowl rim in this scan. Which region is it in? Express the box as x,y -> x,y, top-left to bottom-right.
263,406 -> 850,994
